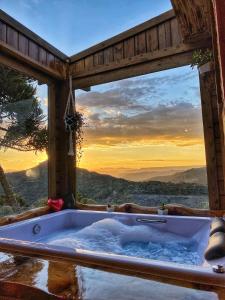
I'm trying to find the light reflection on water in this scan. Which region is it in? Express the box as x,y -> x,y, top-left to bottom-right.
0,252 -> 218,300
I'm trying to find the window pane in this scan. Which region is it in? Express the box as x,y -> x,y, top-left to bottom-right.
0,65 -> 48,216
76,66 -> 208,208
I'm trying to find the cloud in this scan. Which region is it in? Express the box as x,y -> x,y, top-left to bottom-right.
77,90 -> 149,113
76,70 -> 203,148
76,70 -> 199,112
81,102 -> 203,147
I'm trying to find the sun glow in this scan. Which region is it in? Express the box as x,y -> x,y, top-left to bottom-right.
78,139 -> 206,176
0,149 -> 47,172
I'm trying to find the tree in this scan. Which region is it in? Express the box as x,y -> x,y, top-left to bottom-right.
0,65 -> 48,206
0,165 -> 15,206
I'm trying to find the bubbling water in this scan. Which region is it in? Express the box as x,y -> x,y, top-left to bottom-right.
44,218 -> 202,265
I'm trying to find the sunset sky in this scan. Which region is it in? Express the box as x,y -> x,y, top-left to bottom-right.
0,1 -> 206,177
76,66 -> 206,177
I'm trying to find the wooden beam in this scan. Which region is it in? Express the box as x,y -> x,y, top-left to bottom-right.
1,201 -> 225,228
171,0 -> 211,43
70,10 -> 175,62
72,40 -> 211,80
73,51 -> 194,89
0,41 -> 66,80
75,202 -> 225,217
0,52 -> 52,84
0,9 -> 68,61
48,81 -> 76,208
1,201 -> 224,228
0,206 -> 50,227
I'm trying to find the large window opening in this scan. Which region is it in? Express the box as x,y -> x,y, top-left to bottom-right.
0,64 -> 48,216
76,65 -> 208,209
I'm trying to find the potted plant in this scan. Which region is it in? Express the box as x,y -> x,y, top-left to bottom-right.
191,48 -> 213,74
157,203 -> 168,215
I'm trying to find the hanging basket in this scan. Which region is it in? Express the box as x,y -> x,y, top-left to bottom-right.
64,76 -> 76,156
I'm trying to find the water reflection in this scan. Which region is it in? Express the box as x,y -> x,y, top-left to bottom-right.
48,261 -> 80,298
0,252 -> 219,300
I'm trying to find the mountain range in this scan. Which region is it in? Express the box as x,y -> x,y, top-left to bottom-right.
1,162 -> 208,208
150,167 -> 207,186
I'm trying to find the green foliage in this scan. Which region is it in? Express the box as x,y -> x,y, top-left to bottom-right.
15,194 -> 28,207
0,66 -> 35,106
191,49 -> 213,69
0,205 -> 14,217
76,192 -> 96,204
74,111 -> 85,162
0,194 -> 27,207
0,65 -> 48,152
32,197 -> 48,208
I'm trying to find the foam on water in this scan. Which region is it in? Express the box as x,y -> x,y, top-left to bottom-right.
42,218 -> 202,265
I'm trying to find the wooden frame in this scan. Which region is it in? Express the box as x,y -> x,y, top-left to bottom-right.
0,2 -> 224,213
0,2 -> 225,299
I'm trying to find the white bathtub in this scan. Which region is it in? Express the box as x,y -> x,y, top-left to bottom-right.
0,209 -> 224,288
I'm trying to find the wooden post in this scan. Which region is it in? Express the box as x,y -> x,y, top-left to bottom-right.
212,0 -> 225,102
48,80 -> 76,208
199,65 -> 224,209
210,0 -> 225,209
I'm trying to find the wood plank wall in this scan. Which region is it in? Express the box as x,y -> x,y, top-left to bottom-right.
70,11 -> 181,78
70,10 -> 211,88
0,10 -> 67,80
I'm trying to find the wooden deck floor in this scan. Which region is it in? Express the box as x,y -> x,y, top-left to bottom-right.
0,253 -> 219,300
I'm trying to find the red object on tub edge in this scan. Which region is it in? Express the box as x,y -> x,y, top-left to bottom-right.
47,198 -> 64,212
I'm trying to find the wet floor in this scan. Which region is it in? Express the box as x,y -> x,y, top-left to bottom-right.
0,253 -> 219,300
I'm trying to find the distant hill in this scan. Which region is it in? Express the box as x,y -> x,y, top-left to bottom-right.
118,166 -> 191,182
150,167 -> 207,186
2,162 -> 208,207
5,161 -> 48,205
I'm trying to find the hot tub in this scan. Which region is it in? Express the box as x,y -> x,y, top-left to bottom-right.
0,209 -> 224,288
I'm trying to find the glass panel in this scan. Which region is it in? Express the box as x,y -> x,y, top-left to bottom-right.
76,66 -> 209,208
0,65 -> 48,216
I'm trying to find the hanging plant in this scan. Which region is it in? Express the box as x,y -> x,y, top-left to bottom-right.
191,48 -> 213,69
74,110 -> 85,163
64,76 -> 85,161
